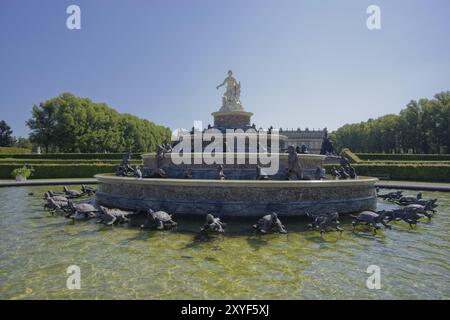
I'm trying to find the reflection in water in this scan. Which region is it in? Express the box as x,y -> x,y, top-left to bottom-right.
0,185 -> 449,299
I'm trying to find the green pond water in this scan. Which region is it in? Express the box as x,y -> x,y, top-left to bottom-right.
0,185 -> 449,299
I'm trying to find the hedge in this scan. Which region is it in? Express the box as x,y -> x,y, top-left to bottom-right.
0,147 -> 32,154
340,148 -> 361,163
0,164 -> 117,179
0,153 -> 142,160
361,160 -> 450,165
2,160 -> 448,181
326,164 -> 450,182
0,158 -> 142,165
356,153 -> 450,161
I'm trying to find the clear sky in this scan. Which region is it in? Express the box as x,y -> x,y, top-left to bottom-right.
1,0 -> 449,137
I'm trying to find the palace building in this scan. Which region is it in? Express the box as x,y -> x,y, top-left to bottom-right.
279,128 -> 327,154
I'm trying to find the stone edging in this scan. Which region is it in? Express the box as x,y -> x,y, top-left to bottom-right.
95,174 -> 378,188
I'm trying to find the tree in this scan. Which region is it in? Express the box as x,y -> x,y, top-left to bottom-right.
26,93 -> 171,153
331,91 -> 450,154
0,120 -> 15,147
26,102 -> 58,153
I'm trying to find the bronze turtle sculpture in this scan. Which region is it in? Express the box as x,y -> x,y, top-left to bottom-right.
411,198 -> 438,210
44,197 -> 69,214
48,190 -> 66,197
253,212 -> 287,234
307,212 -> 343,237
140,209 -> 177,230
201,214 -> 226,233
97,206 -> 136,225
44,192 -> 68,202
351,210 -> 391,233
377,190 -> 403,201
66,201 -> 98,220
396,193 -> 422,205
386,204 -> 434,226
385,209 -> 423,228
81,185 -> 96,195
63,186 -> 83,198
403,203 -> 434,219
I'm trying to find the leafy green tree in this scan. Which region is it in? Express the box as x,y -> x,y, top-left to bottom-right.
0,120 -> 15,147
26,93 -> 171,153
332,91 -> 450,154
26,102 -> 59,153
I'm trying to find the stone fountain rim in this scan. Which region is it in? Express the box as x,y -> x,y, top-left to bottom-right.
95,173 -> 378,188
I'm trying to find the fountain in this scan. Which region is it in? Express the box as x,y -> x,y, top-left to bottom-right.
95,71 -> 378,216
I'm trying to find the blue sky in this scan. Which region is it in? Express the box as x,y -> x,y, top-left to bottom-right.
1,0 -> 449,137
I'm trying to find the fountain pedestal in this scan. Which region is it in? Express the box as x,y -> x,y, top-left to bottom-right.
212,111 -> 253,130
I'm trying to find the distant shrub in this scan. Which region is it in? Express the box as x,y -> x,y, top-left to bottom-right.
0,147 -> 32,154
0,163 -> 117,179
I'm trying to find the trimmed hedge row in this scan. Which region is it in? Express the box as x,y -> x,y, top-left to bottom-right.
326,164 -> 450,182
0,164 -> 116,179
361,160 -> 450,165
4,165 -> 448,181
0,153 -> 142,160
356,153 -> 450,161
340,148 -> 361,163
1,159 -> 448,181
0,147 -> 31,154
0,158 -> 143,165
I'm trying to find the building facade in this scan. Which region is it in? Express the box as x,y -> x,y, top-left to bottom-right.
280,128 -> 327,154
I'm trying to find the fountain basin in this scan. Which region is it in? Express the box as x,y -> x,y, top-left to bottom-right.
141,152 -> 328,179
95,174 -> 378,216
